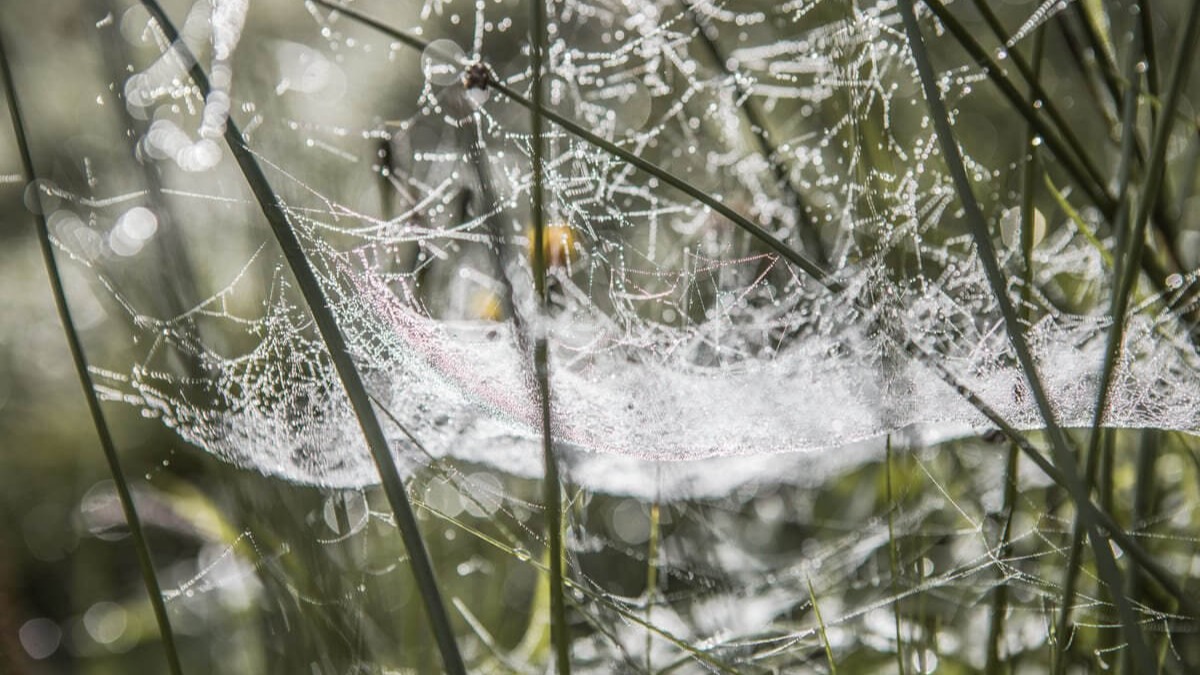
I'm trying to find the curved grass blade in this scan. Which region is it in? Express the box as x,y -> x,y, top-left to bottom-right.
527,0 -> 571,670
310,0 -> 1200,620
0,26 -> 184,675
135,2 -> 466,671
896,1 -> 1156,669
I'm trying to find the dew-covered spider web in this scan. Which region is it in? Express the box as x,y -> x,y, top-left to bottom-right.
60,0 -> 1197,494
17,0 -> 1200,670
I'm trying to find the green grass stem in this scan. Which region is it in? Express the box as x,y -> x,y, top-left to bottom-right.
526,0 -> 571,671
0,25 -> 184,675
897,1 -> 1156,669
137,2 -> 466,671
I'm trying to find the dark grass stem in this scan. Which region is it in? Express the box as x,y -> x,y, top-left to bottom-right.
897,1 -> 1156,669
957,0 -> 1108,198
984,445 -> 1020,674
1054,25 -> 1147,672
922,0 -> 1184,291
987,25 -> 1045,672
1138,0 -> 1161,130
0,28 -> 184,675
885,438 -> 906,675
527,0 -> 571,671
921,0 -> 1109,209
314,0 -> 1200,618
136,2 -> 467,671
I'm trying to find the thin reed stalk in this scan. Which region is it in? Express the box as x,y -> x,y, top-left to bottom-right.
897,1 -> 1155,668
0,26 -> 184,675
136,2 -> 466,671
526,0 -> 571,670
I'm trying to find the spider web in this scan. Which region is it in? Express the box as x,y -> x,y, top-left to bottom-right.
66,0 -> 1199,494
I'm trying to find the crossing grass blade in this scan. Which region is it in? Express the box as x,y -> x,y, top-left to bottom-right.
137,1 -> 467,671
897,1 -> 1157,669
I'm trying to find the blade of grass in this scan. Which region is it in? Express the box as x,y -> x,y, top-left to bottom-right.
985,444 -> 1020,675
527,0 -> 571,671
896,2 -> 1156,670
923,0 -> 1184,293
1138,0 -> 1161,130
314,0 -> 1200,617
806,576 -> 837,675
1055,34 -> 1145,664
1070,2 -> 1124,124
645,500 -> 661,673
989,25 -> 1044,670
885,437 -> 907,675
921,0 -> 1109,210
958,0 -> 1106,200
0,27 -> 184,675
1043,176 -> 1114,269
1124,430 -> 1159,674
135,2 -> 466,671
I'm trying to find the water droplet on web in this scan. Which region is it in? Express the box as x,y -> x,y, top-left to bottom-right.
421,39 -> 465,87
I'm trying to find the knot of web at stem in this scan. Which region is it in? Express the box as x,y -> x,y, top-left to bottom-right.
463,62 -> 493,91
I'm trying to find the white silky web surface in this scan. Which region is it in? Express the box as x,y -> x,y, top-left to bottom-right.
65,0 -> 1199,496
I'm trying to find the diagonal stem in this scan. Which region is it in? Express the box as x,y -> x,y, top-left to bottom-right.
136,1 -> 467,671
678,0 -> 825,263
896,1 -> 1156,669
923,0 -> 1183,294
0,26 -> 184,675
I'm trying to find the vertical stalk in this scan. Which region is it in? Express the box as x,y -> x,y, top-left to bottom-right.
136,2 -> 466,671
896,1 -> 1156,669
985,445 -> 1020,675
0,27 -> 184,675
1055,21 -> 1145,672
528,0 -> 571,671
645,501 -> 661,673
885,438 -> 907,675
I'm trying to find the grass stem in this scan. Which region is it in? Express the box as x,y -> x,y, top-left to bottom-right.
0,25 -> 184,675
527,0 -> 571,671
137,2 -> 466,671
897,1 -> 1156,668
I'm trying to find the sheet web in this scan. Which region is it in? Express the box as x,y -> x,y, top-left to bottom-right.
39,0 -> 1200,670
